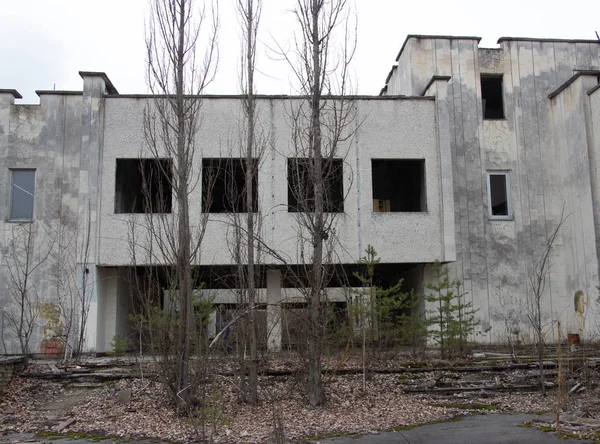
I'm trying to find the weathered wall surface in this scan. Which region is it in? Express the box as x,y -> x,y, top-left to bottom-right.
99,96 -> 449,267
0,91 -> 84,354
386,36 -> 600,341
587,87 -> 600,336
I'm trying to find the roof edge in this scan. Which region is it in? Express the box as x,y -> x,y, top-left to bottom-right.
498,36 -> 600,44
106,93 -> 435,101
0,89 -> 23,99
36,90 -> 83,97
395,34 -> 482,62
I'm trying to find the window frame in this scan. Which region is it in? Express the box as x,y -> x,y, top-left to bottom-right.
481,74 -> 505,120
202,157 -> 259,214
287,157 -> 344,213
114,158 -> 173,214
371,158 -> 427,213
9,168 -> 36,222
487,170 -> 512,220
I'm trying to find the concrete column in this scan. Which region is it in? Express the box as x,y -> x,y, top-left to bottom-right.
82,264 -> 99,352
77,72 -> 118,353
266,269 -> 282,351
95,267 -> 122,354
430,76 -> 456,262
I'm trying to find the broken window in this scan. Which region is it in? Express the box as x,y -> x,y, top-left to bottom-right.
371,159 -> 426,212
9,169 -> 35,220
481,75 -> 505,119
114,159 -> 172,214
202,158 -> 258,213
487,171 -> 511,219
287,158 -> 344,212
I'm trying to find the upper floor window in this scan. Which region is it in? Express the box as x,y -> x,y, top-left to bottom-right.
115,159 -> 173,214
202,158 -> 258,213
372,159 -> 426,212
9,169 -> 35,221
481,75 -> 505,119
287,158 -> 344,213
487,171 -> 511,219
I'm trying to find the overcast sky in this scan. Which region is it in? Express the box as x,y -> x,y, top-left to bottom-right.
1,0 -> 598,104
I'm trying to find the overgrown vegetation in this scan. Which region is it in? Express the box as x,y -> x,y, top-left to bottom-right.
424,262 -> 479,359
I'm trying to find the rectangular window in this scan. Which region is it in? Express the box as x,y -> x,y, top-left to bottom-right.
481,75 -> 505,119
371,159 -> 426,212
9,169 -> 35,220
487,171 -> 511,219
202,158 -> 258,213
114,159 -> 172,214
287,158 -> 344,213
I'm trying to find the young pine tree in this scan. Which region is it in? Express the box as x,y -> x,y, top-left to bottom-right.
424,263 -> 479,359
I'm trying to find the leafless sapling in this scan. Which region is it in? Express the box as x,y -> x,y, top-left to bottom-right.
142,0 -> 218,407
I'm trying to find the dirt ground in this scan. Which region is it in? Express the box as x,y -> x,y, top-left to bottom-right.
1,351 -> 600,443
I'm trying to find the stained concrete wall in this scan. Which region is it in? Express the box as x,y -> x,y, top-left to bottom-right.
0,73 -> 116,355
385,36 -> 600,341
0,90 -> 84,354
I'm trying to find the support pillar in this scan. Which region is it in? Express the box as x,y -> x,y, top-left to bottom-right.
266,269 -> 282,351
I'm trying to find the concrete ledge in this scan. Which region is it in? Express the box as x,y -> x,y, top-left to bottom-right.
498,36 -> 600,44
0,89 -> 23,99
422,75 -> 452,96
548,70 -> 600,99
106,93 -> 436,101
587,83 -> 600,96
36,90 -> 83,96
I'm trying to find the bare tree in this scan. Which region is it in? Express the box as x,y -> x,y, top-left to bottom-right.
143,0 -> 218,407
234,0 -> 263,404
1,222 -> 54,362
276,0 -> 356,406
50,201 -> 94,360
527,209 -> 568,394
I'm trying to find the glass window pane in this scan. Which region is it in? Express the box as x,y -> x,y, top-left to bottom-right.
490,174 -> 508,216
11,170 -> 35,220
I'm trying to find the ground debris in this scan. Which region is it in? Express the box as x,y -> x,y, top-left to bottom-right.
1,353 -> 599,443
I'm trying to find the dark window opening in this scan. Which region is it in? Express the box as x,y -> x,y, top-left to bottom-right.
371,159 -> 426,212
481,75 -> 504,119
115,159 -> 172,214
10,169 -> 35,220
202,158 -> 258,213
287,158 -> 344,212
488,172 -> 510,218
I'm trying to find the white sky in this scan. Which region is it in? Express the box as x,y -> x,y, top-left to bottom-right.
1,0 -> 598,104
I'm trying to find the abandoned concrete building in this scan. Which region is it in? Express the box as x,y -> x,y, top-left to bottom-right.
1,35 -> 600,355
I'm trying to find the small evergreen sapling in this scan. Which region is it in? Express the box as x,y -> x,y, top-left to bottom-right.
424,263 -> 479,359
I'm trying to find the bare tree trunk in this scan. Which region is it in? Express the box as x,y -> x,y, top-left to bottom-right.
144,0 -> 218,408
175,1 -> 193,399
276,0 -> 355,406
242,0 -> 260,405
307,0 -> 325,407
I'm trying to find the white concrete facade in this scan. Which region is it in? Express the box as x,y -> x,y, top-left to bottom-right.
1,35 -> 600,354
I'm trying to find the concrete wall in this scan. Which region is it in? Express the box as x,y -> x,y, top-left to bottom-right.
99,96 -> 449,267
385,36 -> 600,341
0,90 -> 84,354
0,73 -> 116,355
